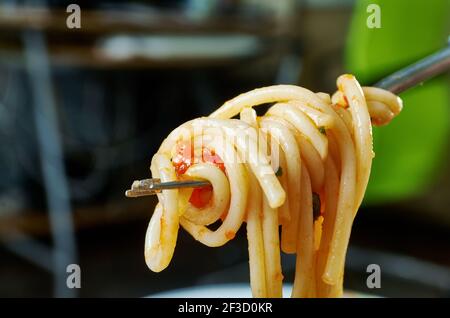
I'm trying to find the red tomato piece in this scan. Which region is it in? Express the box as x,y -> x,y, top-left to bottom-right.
172,141 -> 225,208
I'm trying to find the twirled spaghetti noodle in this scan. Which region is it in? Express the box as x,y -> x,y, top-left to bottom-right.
144,74 -> 402,297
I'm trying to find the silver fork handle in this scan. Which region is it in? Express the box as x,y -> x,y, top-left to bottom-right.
375,45 -> 450,94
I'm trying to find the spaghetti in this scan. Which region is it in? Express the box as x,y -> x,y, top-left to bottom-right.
144,74 -> 402,297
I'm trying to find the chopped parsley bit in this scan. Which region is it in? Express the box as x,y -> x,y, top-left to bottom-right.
312,192 -> 321,220
275,167 -> 283,177
319,126 -> 327,135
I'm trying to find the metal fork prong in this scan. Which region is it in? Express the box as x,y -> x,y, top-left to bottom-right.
125,178 -> 210,197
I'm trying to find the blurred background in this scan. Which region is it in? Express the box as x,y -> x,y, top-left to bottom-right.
0,0 -> 449,298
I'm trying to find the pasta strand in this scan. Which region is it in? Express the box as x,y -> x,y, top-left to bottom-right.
143,74 -> 403,297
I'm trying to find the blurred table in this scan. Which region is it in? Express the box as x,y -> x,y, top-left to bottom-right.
0,7 -> 290,69
0,4 -> 300,298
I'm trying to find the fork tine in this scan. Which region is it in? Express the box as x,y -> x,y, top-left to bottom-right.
125,178 -> 211,197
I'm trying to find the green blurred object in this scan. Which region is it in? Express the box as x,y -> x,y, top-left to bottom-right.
346,0 -> 450,204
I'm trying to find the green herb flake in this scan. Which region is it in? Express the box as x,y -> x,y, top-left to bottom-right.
319,126 -> 327,135
312,192 -> 321,220
275,167 -> 283,177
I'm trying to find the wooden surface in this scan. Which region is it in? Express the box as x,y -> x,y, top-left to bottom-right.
0,7 -> 282,35
0,7 -> 288,68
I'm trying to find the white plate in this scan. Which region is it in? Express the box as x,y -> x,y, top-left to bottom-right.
148,283 -> 376,298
